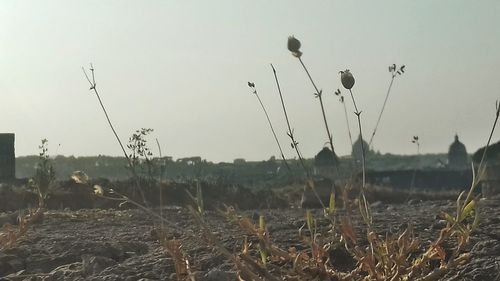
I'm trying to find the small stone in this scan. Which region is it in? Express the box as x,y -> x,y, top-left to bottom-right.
82,255 -> 117,277
407,199 -> 421,205
205,268 -> 236,281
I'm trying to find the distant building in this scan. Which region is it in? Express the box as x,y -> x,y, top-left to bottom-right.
0,133 -> 15,180
352,134 -> 371,163
313,147 -> 337,179
447,134 -> 469,170
361,134 -> 474,190
177,156 -> 202,165
233,158 -> 246,165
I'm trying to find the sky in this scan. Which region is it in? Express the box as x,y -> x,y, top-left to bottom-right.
1,1 -> 500,163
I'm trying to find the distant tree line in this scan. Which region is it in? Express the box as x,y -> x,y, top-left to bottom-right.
15,153 -> 453,186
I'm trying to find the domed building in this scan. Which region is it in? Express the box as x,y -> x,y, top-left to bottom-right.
352,134 -> 371,163
448,134 -> 469,170
313,147 -> 338,179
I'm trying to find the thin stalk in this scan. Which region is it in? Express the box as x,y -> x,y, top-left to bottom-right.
271,64 -> 309,177
155,138 -> 164,182
297,57 -> 337,161
369,74 -> 395,147
101,188 -> 181,232
272,64 -> 331,211
341,98 -> 354,148
294,56 -> 342,213
156,138 -> 164,229
348,89 -> 366,189
82,65 -> 148,205
408,140 -> 420,200
347,88 -> 373,228
463,101 -> 500,206
83,68 -> 128,161
250,85 -> 291,171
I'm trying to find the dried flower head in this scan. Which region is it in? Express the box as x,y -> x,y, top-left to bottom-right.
71,170 -> 89,184
287,36 -> 302,57
340,70 -> 355,90
247,81 -> 257,95
94,185 -> 104,196
389,64 -> 406,76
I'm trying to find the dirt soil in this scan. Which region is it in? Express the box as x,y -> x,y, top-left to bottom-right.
1,198 -> 500,281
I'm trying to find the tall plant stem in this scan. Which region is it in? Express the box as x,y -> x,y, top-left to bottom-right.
463,101 -> 500,206
409,141 -> 420,192
348,89 -> 366,190
293,56 -> 340,211
82,65 -> 147,205
342,101 -> 354,148
348,88 -> 372,227
271,64 -> 309,177
297,57 -> 336,160
251,86 -> 291,171
84,73 -> 128,160
369,74 -> 396,148
156,138 -> 164,228
272,63 -> 330,211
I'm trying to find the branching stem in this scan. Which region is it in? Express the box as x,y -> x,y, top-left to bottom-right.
369,74 -> 396,147
271,64 -> 309,177
342,99 -> 354,148
298,57 -> 337,161
348,89 -> 366,190
82,64 -> 148,205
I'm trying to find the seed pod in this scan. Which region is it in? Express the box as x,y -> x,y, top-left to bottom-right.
287,36 -> 302,57
340,70 -> 355,90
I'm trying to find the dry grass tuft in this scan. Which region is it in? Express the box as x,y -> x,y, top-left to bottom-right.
0,207 -> 44,250
163,238 -> 195,281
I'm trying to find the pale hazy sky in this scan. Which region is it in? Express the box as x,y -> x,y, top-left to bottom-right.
1,1 -> 500,162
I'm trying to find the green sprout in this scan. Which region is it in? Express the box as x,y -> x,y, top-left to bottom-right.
259,215 -> 268,266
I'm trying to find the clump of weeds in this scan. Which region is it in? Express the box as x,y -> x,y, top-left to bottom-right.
83,66 -> 196,280
202,36 -> 497,280
1,139 -> 53,249
127,128 -> 162,190
78,37 -> 497,280
29,138 -> 56,209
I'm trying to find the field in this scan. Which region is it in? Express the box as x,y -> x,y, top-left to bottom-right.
1,194 -> 499,280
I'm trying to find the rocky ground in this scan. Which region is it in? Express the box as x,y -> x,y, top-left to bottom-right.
1,198 -> 500,281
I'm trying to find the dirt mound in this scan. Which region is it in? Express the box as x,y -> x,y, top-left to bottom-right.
0,180 -> 289,213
